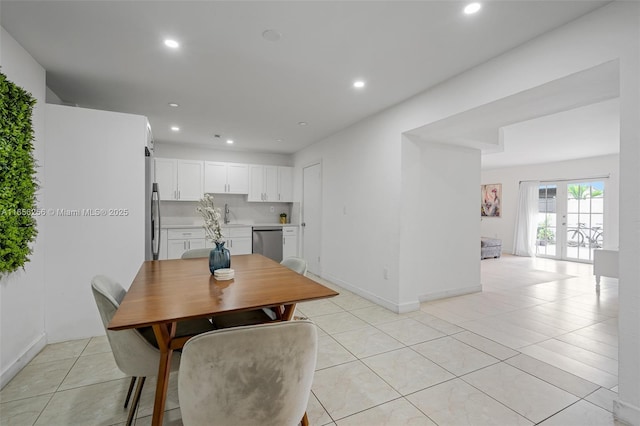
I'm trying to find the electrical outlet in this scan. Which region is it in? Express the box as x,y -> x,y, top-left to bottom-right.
383,267 -> 388,280
270,206 -> 274,213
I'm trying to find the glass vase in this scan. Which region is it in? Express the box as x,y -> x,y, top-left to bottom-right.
209,241 -> 231,274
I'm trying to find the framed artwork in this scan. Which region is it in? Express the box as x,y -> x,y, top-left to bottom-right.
481,183 -> 501,217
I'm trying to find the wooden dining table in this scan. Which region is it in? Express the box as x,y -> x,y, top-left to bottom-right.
108,253 -> 338,426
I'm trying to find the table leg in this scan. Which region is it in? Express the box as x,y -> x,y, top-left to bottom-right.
151,322 -> 176,426
282,303 -> 297,321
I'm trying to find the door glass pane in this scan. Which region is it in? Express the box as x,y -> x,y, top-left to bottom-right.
536,185 -> 556,257
565,181 -> 604,262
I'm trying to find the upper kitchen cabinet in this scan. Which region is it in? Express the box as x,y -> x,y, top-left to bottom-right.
248,165 -> 277,202
204,162 -> 249,194
278,166 -> 293,202
248,165 -> 293,202
155,158 -> 203,201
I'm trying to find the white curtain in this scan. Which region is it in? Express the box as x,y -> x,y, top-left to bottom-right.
513,181 -> 540,257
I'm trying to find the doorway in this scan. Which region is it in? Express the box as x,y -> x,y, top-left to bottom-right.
302,163 -> 322,275
536,180 -> 606,262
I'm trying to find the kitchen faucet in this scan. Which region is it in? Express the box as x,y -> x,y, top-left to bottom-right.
224,203 -> 230,224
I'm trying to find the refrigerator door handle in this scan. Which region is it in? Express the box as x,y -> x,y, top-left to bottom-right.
151,183 -> 161,260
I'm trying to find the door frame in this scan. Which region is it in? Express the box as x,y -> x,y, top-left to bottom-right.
301,160 -> 323,275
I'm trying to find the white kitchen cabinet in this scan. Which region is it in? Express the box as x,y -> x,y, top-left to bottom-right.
166,228 -> 207,259
277,166 -> 293,202
155,158 -> 203,201
155,158 -> 177,201
221,226 -> 252,255
248,165 -> 277,202
282,226 -> 298,259
204,162 -> 249,194
249,165 -> 292,202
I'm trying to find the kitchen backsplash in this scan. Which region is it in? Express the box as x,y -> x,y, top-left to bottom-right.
161,194 -> 299,226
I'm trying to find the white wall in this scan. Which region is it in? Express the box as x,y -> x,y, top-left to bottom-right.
44,105 -> 147,342
295,3 -> 639,421
401,139 -> 481,305
0,27 -> 48,388
481,154 -> 620,254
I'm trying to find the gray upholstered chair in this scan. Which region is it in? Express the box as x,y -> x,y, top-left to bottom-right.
181,248 -> 212,259
91,275 -> 214,426
281,256 -> 308,276
178,320 -> 318,426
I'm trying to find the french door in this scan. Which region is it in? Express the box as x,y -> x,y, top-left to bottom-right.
536,180 -> 605,262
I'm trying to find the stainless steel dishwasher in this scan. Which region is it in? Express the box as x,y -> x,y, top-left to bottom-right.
252,226 -> 283,262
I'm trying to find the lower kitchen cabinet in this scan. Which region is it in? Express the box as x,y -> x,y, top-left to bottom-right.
282,226 -> 298,259
165,228 -> 207,259
221,226 -> 252,255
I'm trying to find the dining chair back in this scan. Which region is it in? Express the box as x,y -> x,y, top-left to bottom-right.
178,320 -> 318,426
280,256 -> 308,276
181,248 -> 212,259
91,275 -> 181,426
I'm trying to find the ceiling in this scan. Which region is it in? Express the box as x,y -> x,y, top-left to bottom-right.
407,60 -> 620,169
1,1 -> 612,158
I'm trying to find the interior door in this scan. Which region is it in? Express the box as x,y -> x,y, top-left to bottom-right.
302,163 -> 322,275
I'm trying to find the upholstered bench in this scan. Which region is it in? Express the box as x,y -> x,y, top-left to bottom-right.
481,237 -> 502,259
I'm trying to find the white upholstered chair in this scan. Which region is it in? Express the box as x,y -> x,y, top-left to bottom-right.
178,320 -> 318,426
280,256 -> 308,276
181,248 -> 212,259
91,275 -> 214,425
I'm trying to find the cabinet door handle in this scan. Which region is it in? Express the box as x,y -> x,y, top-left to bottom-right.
174,190 -> 177,200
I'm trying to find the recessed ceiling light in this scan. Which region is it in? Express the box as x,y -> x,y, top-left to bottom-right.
262,29 -> 281,42
226,139 -> 234,144
168,102 -> 179,107
298,121 -> 308,126
171,126 -> 180,132
164,39 -> 180,48
464,3 -> 481,14
353,80 -> 366,88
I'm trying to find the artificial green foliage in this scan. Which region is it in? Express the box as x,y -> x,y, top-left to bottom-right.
0,71 -> 38,275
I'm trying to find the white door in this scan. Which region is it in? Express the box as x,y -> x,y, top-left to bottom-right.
302,163 -> 322,275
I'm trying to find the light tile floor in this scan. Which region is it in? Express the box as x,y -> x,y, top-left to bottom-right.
0,255 -> 623,425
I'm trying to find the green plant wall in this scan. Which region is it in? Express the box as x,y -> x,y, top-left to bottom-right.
0,71 -> 38,275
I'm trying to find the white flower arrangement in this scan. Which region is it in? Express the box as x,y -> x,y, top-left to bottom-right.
196,194 -> 224,244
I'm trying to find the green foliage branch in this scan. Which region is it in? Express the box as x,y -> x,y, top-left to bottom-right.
0,71 -> 38,275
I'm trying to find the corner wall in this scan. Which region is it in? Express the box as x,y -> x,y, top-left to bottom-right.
401,139 -> 481,305
0,27 -> 47,388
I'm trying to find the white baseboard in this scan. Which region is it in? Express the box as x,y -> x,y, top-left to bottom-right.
1,333 -> 47,389
419,285 -> 482,303
614,399 -> 640,425
322,273 -> 420,314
